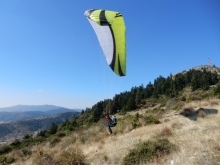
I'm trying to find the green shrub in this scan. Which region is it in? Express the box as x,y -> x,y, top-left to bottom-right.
10,139 -> 21,149
48,122 -> 58,135
56,132 -> 66,137
181,96 -> 186,101
186,95 -> 193,102
23,134 -> 32,140
131,121 -> 140,129
103,155 -> 109,161
5,156 -> 15,164
122,138 -> 175,165
79,136 -> 85,144
118,110 -> 126,115
0,155 -> 15,164
36,130 -> 47,138
0,156 -> 6,163
149,107 -> 165,113
22,148 -> 32,156
145,115 -> 160,125
213,83 -> 220,97
49,136 -> 61,147
201,92 -> 211,99
0,145 -> 12,155
132,113 -> 141,129
33,136 -> 45,143
173,103 -> 184,111
20,138 -> 34,149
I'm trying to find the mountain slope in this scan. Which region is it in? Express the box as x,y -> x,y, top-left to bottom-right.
12,99 -> 220,165
0,105 -> 81,122
0,111 -> 80,142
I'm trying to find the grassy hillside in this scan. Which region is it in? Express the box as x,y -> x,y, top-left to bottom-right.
0,65 -> 220,165
4,98 -> 219,165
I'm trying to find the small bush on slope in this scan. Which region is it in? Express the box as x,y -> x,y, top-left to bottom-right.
155,127 -> 173,138
32,146 -> 86,165
213,83 -> 220,97
56,146 -> 87,165
122,138 -> 175,165
49,136 -> 62,147
0,145 -> 12,155
32,147 -> 54,165
0,155 -> 15,164
144,115 -> 160,125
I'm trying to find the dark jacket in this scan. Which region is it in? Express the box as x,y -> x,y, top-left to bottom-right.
105,115 -> 117,127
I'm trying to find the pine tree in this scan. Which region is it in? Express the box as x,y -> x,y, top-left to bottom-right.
135,89 -> 142,106
127,94 -> 136,110
213,83 -> 220,96
144,82 -> 154,98
48,122 -> 58,134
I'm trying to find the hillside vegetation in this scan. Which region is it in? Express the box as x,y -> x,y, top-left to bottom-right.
0,65 -> 220,165
0,112 -> 79,144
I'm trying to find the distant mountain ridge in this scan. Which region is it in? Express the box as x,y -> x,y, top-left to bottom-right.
0,104 -> 81,112
0,105 -> 81,122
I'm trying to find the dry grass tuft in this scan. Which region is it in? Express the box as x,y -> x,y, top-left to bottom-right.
208,99 -> 219,106
114,119 -> 133,134
56,146 -> 86,165
155,127 -> 173,138
49,136 -> 62,147
31,145 -> 86,165
32,146 -> 54,165
171,122 -> 182,129
201,101 -> 209,107
160,127 -> 173,136
183,106 -> 194,111
163,118 -> 170,122
198,109 -> 206,118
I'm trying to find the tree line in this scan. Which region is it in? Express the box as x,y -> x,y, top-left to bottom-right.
79,67 -> 220,124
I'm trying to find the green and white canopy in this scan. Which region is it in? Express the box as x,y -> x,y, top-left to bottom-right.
84,9 -> 126,76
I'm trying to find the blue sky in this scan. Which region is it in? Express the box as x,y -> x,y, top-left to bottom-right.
0,0 -> 220,109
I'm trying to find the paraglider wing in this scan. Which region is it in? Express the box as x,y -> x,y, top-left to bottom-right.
84,9 -> 126,76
